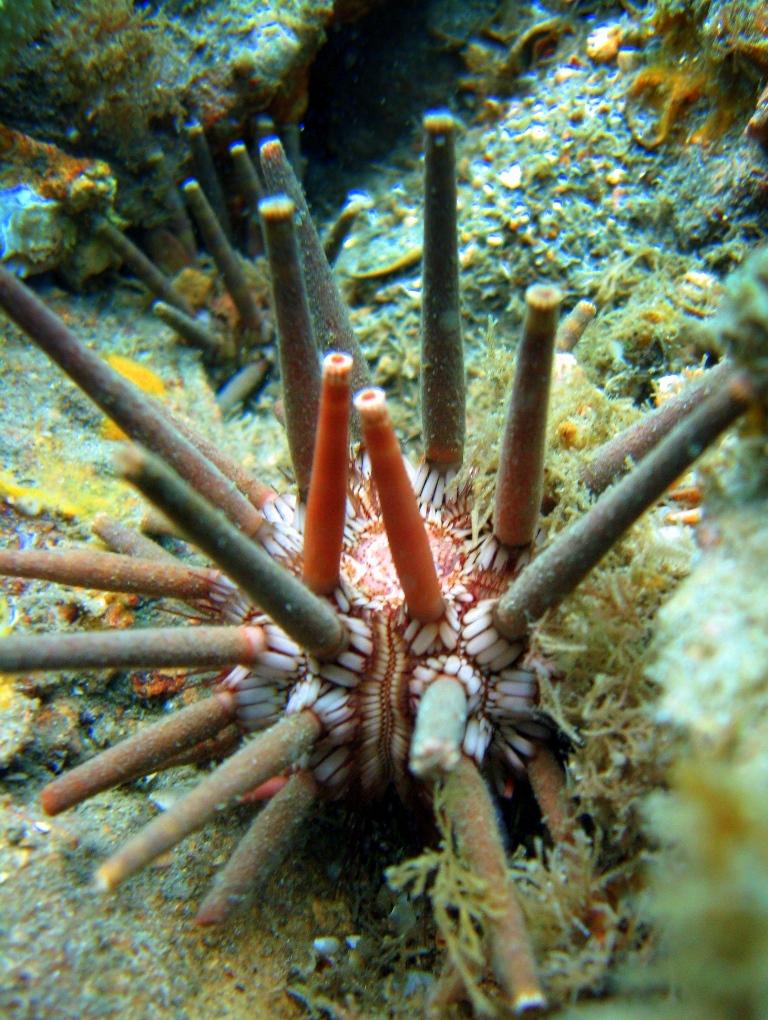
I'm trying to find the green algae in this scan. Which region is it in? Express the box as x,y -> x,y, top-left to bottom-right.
387,778 -> 505,1017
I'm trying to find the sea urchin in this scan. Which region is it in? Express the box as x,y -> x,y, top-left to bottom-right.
0,113 -> 754,1015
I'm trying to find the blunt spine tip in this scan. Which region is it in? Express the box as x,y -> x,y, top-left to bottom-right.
258,138 -> 283,164
258,195 -> 296,221
94,865 -> 116,893
113,442 -> 145,478
513,989 -> 548,1014
424,110 -> 456,137
525,283 -> 562,313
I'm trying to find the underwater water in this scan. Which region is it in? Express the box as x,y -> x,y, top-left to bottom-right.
1,2 -> 767,1018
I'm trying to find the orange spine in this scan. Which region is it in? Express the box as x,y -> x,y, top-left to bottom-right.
354,388 -> 444,622
302,353 -> 353,594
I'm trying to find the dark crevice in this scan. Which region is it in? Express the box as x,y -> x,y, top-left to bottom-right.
302,0 -> 485,214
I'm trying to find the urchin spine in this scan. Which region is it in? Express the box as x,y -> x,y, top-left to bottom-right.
493,283 -> 562,549
96,710 -> 322,891
494,371 -> 754,639
260,194 -> 321,498
116,444 -> 346,659
421,111 -> 465,471
195,769 -> 318,925
41,692 -> 238,816
302,353 -> 353,595
355,387 -> 445,624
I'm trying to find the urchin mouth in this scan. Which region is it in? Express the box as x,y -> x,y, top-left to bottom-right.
344,524 -> 402,599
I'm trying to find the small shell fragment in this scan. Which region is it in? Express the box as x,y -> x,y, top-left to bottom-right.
313,935 -> 341,958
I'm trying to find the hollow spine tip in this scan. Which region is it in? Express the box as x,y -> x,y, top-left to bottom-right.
423,110 -> 457,137
524,282 -> 562,314
354,386 -> 388,424
323,350 -> 354,382
513,989 -> 548,1012
258,137 -> 282,163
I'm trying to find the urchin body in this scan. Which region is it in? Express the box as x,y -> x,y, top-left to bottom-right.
215,463 -> 545,804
